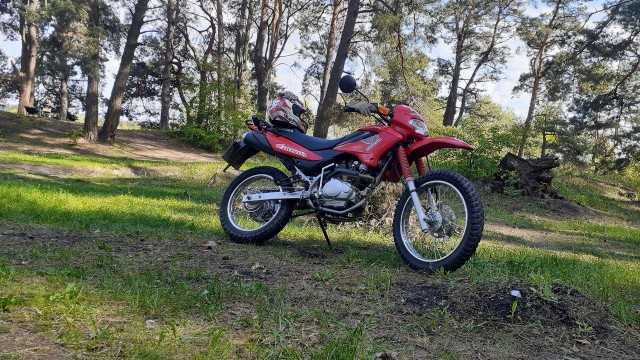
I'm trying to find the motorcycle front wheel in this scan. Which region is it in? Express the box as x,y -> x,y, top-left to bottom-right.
393,170 -> 484,272
219,166 -> 294,244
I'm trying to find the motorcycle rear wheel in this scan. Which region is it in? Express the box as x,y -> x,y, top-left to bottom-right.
393,170 -> 484,272
219,166 -> 294,244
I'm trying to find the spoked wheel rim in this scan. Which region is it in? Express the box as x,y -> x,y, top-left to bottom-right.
399,180 -> 468,263
227,174 -> 283,231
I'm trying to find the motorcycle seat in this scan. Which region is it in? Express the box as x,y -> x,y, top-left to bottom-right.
273,127 -> 360,151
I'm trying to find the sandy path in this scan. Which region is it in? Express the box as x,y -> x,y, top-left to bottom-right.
0,112 -> 218,163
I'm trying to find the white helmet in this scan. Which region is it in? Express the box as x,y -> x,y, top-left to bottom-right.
268,91 -> 308,133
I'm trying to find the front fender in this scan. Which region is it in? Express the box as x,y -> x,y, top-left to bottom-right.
406,136 -> 473,161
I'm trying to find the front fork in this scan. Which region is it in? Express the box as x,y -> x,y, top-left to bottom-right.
397,147 -> 432,232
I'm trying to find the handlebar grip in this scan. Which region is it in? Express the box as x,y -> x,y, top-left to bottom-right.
343,106 -> 359,113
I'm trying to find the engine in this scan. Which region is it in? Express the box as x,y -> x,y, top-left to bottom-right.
321,179 -> 356,208
315,160 -> 375,210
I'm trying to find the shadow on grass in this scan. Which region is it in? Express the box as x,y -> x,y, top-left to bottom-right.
557,176 -> 640,224
486,225 -> 640,263
0,172 -> 224,205
0,150 -> 217,169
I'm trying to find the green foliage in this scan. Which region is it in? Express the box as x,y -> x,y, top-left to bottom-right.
508,300 -> 518,322
170,126 -> 227,152
501,170 -> 523,197
68,129 -> 83,146
48,282 -> 82,303
0,294 -> 26,312
429,122 -> 520,180
624,161 -> 640,188
310,322 -> 366,360
312,269 -> 334,282
529,273 -> 557,302
576,320 -> 593,336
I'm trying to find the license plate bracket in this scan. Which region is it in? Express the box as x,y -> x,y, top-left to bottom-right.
222,141 -> 258,170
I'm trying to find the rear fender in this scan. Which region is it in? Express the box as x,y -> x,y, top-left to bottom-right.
244,131 -> 277,156
406,136 -> 473,161
221,131 -> 273,170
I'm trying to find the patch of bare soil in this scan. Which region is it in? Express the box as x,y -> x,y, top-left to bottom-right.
0,112 -> 216,162
546,197 -> 601,218
394,280 -> 639,359
0,163 -> 182,179
0,320 -> 74,359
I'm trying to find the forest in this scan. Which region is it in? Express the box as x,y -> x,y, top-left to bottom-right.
0,0 -> 638,178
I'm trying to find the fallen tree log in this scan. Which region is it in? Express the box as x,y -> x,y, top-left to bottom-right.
499,152 -> 562,198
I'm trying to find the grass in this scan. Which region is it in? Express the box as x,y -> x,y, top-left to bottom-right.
0,145 -> 639,358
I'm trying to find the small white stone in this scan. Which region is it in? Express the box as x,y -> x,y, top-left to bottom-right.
510,290 -> 522,298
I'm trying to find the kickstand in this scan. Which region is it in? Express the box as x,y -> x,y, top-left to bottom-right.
316,215 -> 332,249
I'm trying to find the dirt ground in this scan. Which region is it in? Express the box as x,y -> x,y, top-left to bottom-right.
1,224 -> 638,359
0,112 -> 216,162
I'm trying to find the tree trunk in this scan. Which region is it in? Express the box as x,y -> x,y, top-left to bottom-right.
59,75 -> 68,121
454,1 -> 504,127
84,68 -> 100,141
160,0 -> 175,130
216,0 -> 224,121
98,0 -> 150,141
234,0 -> 253,95
319,0 -> 342,105
18,0 -> 39,115
518,64 -> 542,157
314,0 -> 360,139
173,59 -> 194,124
196,69 -> 209,128
499,152 -> 561,197
442,57 -> 462,126
253,0 -> 270,115
83,2 -> 101,141
265,0 -> 282,91
443,33 -> 464,126
517,0 -> 561,157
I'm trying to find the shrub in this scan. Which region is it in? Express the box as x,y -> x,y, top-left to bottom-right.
139,120 -> 161,130
428,123 -> 520,180
624,161 -> 640,189
170,126 -> 226,152
68,129 -> 83,146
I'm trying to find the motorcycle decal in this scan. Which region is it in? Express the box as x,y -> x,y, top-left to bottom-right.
360,134 -> 381,151
275,143 -> 307,157
334,127 -> 403,167
265,132 -> 323,161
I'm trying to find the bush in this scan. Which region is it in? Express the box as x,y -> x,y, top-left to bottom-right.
428,123 -> 520,180
170,126 -> 226,152
139,120 -> 161,130
624,161 -> 640,189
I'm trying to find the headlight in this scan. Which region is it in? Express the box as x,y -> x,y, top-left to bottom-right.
410,119 -> 428,136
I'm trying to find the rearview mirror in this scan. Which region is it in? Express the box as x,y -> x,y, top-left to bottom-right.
339,75 -> 357,93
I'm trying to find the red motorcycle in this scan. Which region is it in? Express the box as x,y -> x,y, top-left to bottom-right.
219,75 -> 484,272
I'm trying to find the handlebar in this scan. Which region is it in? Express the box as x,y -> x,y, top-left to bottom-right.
343,106 -> 359,113
250,115 -> 279,135
343,103 -> 393,124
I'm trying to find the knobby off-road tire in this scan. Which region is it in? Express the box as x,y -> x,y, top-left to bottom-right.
219,166 -> 294,244
393,170 -> 484,272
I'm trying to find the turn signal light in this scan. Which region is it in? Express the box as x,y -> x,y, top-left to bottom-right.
378,106 -> 390,116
